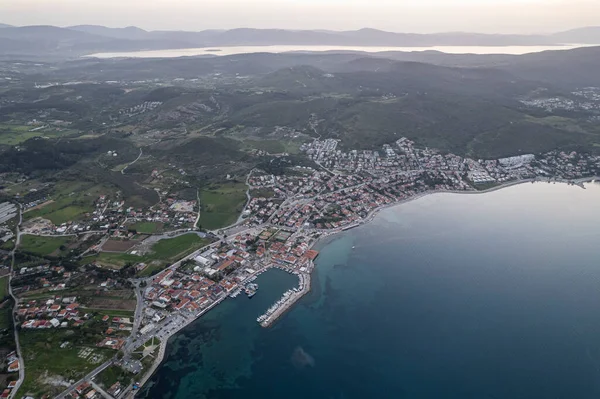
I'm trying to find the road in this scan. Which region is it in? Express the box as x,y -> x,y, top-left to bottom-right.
130,281 -> 144,337
90,380 -> 115,399
121,148 -> 143,175
194,188 -> 201,229
8,205 -> 24,399
55,359 -> 114,399
233,168 -> 255,225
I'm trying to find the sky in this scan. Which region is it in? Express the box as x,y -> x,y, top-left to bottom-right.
1,0 -> 599,34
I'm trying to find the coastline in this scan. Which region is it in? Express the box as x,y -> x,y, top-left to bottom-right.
312,176 -> 599,239
134,175 -> 598,396
132,294 -> 227,397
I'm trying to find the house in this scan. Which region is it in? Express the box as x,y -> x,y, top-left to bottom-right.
66,303 -> 79,311
174,298 -> 190,311
75,382 -> 91,394
303,250 -> 319,261
216,259 -> 235,272
7,360 -> 19,372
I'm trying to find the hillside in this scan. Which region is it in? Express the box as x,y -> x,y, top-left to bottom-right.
1,47 -> 599,162
552,27 -> 600,44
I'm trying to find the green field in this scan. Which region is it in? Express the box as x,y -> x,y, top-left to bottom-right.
242,139 -> 304,155
138,233 -> 213,276
199,182 -> 248,230
0,124 -> 78,146
151,234 -> 206,260
24,181 -> 114,225
17,329 -> 114,398
19,235 -> 73,257
0,240 -> 15,251
84,252 -> 142,270
130,221 -> 162,234
97,365 -> 135,389
84,233 -> 212,275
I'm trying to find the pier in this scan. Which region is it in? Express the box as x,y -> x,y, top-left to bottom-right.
257,271 -> 311,328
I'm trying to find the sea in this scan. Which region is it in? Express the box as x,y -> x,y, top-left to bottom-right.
87,43 -> 594,59
140,181 -> 600,399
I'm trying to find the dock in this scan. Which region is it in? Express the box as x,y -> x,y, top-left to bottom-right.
257,272 -> 311,328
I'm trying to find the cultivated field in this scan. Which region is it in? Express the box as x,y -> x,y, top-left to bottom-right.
83,233 -> 213,275
19,235 -> 74,257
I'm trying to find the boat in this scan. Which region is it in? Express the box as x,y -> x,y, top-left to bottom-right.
245,283 -> 259,298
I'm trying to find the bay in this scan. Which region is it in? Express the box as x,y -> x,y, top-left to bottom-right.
87,44 -> 594,58
141,181 -> 600,399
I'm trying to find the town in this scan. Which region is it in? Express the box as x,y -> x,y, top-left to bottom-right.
0,136 -> 599,399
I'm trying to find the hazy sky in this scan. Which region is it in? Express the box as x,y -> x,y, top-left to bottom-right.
1,0 -> 599,33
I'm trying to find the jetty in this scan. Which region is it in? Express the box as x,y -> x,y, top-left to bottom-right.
257,271 -> 311,327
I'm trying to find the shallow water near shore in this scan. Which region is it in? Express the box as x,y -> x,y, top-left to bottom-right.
141,181 -> 600,399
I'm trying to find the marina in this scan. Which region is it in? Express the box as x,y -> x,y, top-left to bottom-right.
256,270 -> 311,328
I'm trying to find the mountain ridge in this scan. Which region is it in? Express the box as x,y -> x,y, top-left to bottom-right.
1,24 -> 599,59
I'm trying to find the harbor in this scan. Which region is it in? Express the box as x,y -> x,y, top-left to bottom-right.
256,268 -> 312,328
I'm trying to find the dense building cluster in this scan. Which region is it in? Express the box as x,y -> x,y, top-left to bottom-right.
521,88 -> 600,113
239,138 -> 600,231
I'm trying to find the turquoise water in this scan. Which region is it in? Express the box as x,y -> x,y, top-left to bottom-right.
141,182 -> 600,399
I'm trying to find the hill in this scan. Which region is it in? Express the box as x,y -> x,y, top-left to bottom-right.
1,47 -> 599,160
2,24 -> 600,59
68,25 -> 149,40
552,26 -> 600,44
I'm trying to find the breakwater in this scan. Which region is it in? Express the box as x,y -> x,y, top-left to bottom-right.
257,271 -> 311,328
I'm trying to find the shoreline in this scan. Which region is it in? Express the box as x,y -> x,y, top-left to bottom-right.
133,294 -> 227,396
312,176 -> 599,240
133,175 -> 598,396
